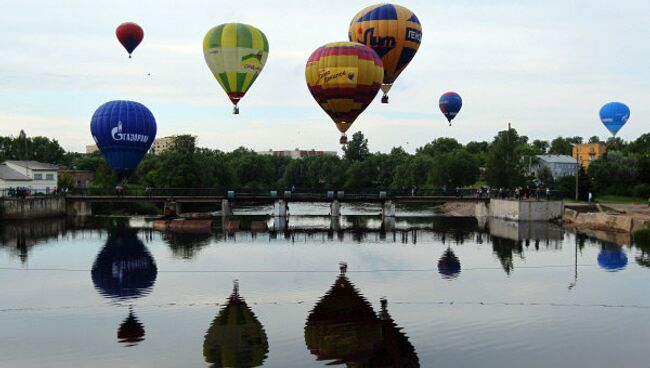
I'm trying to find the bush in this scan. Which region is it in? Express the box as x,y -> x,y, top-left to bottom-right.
634,227 -> 650,246
632,183 -> 650,198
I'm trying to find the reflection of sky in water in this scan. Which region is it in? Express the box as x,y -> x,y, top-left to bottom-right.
0,211 -> 649,368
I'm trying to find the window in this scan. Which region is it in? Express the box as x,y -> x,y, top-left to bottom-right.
34,173 -> 42,180
46,173 -> 54,180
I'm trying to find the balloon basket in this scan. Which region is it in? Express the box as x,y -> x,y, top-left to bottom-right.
233,105 -> 239,115
339,135 -> 348,145
381,95 -> 389,104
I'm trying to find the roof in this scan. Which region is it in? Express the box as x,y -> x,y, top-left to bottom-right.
535,155 -> 578,164
4,160 -> 59,170
0,164 -> 32,181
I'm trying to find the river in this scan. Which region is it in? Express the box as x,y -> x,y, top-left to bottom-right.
1,203 -> 648,367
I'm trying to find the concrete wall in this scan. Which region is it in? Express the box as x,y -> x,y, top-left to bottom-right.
519,200 -> 564,221
476,199 -> 564,222
1,197 -> 65,219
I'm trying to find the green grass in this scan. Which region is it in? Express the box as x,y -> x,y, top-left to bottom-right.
633,227 -> 650,246
595,195 -> 646,204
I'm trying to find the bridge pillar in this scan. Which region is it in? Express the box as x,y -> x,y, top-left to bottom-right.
330,200 -> 341,217
273,200 -> 288,217
66,200 -> 92,217
381,201 -> 395,218
382,216 -> 395,232
221,199 -> 233,217
164,201 -> 181,216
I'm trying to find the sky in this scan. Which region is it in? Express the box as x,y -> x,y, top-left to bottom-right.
1,0 -> 648,154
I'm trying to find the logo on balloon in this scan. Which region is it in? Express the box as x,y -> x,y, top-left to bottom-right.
405,28 -> 422,43
316,67 -> 358,86
241,52 -> 264,72
361,28 -> 396,48
111,121 -> 150,143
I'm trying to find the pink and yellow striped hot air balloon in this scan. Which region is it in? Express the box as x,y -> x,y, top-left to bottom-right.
305,42 -> 384,144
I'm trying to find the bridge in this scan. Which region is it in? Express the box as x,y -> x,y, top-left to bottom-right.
63,188 -> 489,217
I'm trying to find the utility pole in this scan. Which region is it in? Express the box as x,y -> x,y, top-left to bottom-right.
571,143 -> 579,201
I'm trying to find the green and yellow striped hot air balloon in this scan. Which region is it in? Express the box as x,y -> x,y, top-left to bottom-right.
203,23 -> 269,114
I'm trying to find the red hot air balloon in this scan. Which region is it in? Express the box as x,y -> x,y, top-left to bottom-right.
116,22 -> 144,58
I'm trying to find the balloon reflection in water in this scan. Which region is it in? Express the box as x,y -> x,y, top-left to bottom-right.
117,307 -> 145,347
203,280 -> 269,368
437,248 -> 461,280
91,230 -> 157,347
597,245 -> 628,272
305,262 -> 419,366
91,231 -> 158,300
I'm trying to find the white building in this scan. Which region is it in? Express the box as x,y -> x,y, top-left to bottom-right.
256,149 -> 337,159
530,155 -> 578,180
0,161 -> 59,193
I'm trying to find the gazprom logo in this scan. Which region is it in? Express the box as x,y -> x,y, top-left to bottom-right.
405,28 -> 422,43
111,121 -> 149,143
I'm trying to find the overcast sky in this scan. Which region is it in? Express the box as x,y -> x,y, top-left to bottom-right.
1,0 -> 648,153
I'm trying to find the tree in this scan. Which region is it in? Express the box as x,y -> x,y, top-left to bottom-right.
342,131 -> 369,161
485,128 -> 525,188
430,149 -> 479,188
417,138 -> 462,157
57,172 -> 75,191
548,136 -> 582,155
531,139 -> 549,154
588,151 -> 637,195
588,136 -> 601,144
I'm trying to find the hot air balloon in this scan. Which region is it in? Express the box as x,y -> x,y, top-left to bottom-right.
91,230 -> 158,300
116,22 -> 144,58
305,42 -> 384,144
203,23 -> 269,114
439,92 -> 462,126
437,248 -> 461,279
204,281 -> 268,367
599,102 -> 630,137
305,263 -> 383,364
597,246 -> 628,272
349,4 -> 422,103
90,100 -> 157,178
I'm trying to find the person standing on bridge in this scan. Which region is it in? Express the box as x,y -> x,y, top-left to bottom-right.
546,187 -> 551,201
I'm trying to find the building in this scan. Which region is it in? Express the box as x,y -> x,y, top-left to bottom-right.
257,149 -> 338,159
151,136 -> 178,154
86,144 -> 99,154
87,136 -> 180,155
531,155 -> 578,180
58,169 -> 94,188
572,143 -> 606,169
0,161 -> 59,193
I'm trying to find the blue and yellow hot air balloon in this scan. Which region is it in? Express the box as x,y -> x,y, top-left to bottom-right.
349,3 -> 422,103
203,23 -> 269,114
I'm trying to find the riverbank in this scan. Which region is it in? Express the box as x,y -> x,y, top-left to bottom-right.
436,201 -> 650,236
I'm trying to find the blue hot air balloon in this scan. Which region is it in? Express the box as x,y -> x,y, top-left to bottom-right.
91,231 -> 158,300
439,92 -> 462,126
90,100 -> 157,178
597,247 -> 628,272
599,102 -> 630,137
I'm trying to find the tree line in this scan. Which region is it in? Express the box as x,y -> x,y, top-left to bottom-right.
2,128 -> 649,199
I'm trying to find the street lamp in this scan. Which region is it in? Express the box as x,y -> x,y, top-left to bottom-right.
570,143 -> 580,201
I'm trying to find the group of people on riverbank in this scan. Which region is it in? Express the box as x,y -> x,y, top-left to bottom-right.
450,186 -> 553,201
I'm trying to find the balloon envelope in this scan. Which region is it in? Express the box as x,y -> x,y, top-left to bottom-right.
439,92 -> 462,124
91,231 -> 158,300
116,22 -> 144,57
305,41 -> 384,141
349,4 -> 422,100
597,248 -> 628,272
599,102 -> 630,137
203,23 -> 269,110
90,100 -> 157,178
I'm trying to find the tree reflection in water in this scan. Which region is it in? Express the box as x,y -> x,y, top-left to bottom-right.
305,263 -> 419,367
203,280 -> 269,368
